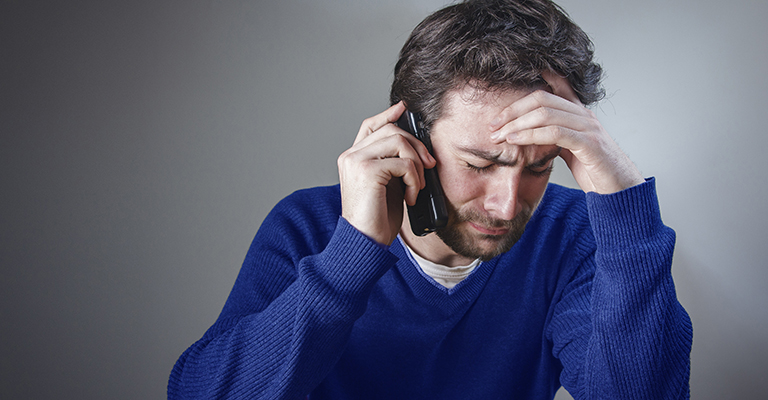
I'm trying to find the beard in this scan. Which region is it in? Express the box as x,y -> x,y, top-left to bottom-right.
435,202 -> 534,261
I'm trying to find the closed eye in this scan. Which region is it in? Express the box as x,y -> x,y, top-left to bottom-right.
467,162 -> 495,173
525,163 -> 554,177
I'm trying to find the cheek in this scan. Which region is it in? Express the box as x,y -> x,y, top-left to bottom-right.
431,144 -> 483,204
436,163 -> 484,205
518,176 -> 549,206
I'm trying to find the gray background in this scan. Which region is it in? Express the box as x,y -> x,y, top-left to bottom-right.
2,0 -> 767,398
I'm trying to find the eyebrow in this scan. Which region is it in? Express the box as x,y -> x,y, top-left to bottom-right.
456,146 -> 562,167
529,147 -> 562,167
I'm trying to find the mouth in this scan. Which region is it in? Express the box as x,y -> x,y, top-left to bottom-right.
467,222 -> 510,236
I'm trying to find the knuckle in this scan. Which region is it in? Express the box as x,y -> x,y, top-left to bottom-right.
358,159 -> 377,174
497,108 -> 511,122
401,158 -> 419,179
548,125 -> 566,139
534,106 -> 552,121
531,90 -> 548,103
337,150 -> 350,167
338,149 -> 363,169
396,131 -> 411,143
404,157 -> 417,171
361,116 -> 376,127
389,132 -> 413,149
587,117 -> 602,131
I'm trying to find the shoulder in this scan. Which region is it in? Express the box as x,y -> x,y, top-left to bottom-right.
275,184 -> 341,210
254,184 -> 342,257
269,184 -> 342,228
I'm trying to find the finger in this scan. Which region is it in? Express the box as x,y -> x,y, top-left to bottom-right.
354,102 -> 406,145
353,120 -> 436,170
500,124 -> 584,151
365,157 -> 424,205
489,90 -> 589,141
390,124 -> 437,170
345,132 -> 429,190
492,106 -> 593,143
394,158 -> 423,206
541,70 -> 582,105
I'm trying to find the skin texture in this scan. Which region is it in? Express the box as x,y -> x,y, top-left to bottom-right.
401,87 -> 558,266
338,72 -> 644,267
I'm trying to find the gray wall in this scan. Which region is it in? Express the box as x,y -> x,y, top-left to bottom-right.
2,0 -> 766,398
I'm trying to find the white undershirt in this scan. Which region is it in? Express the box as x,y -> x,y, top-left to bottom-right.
400,237 -> 481,289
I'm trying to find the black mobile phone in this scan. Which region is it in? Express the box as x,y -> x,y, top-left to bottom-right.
395,110 -> 449,236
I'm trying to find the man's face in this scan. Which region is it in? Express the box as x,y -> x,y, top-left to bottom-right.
428,86 -> 560,261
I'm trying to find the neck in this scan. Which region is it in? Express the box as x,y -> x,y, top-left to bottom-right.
399,212 -> 475,268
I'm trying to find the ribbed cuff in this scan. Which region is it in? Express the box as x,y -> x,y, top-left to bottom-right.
585,178 -> 664,249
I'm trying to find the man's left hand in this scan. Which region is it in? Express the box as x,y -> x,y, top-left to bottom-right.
488,71 -> 645,194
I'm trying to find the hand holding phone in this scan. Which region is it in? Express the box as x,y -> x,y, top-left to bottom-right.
395,110 -> 448,236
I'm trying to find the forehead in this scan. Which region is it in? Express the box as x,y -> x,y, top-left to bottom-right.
431,86 -> 555,162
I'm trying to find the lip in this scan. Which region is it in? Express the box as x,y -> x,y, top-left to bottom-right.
468,222 -> 510,236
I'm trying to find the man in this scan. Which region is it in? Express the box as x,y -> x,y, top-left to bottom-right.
169,0 -> 692,398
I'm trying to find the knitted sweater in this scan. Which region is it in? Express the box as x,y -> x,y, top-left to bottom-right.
168,179 -> 692,399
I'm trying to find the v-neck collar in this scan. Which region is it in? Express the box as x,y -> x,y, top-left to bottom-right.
389,236 -> 499,311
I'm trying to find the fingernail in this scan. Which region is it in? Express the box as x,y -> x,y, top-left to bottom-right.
490,131 -> 500,140
490,117 -> 501,127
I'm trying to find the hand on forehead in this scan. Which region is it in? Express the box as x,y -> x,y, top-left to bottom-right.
431,86 -> 559,165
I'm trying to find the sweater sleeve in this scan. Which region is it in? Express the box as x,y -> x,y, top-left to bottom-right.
167,190 -> 398,399
548,178 -> 693,399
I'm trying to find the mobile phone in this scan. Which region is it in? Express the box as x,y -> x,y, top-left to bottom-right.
395,110 -> 449,236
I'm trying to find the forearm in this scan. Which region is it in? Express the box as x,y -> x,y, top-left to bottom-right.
555,179 -> 692,399
169,219 -> 396,399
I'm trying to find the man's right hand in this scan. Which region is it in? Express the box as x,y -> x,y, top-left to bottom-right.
337,102 -> 436,246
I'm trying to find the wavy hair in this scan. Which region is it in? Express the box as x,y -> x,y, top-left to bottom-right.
390,0 -> 604,131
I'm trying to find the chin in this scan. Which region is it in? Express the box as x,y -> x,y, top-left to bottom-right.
436,212 -> 530,261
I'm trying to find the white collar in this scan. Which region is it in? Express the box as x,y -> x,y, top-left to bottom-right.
398,236 -> 481,290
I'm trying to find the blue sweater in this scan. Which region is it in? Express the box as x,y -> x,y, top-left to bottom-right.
169,180 -> 692,399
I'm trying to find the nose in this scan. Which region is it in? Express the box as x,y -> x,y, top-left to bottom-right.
483,171 -> 522,221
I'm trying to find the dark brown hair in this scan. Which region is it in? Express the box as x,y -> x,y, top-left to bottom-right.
390,0 -> 604,131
